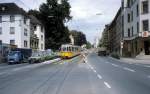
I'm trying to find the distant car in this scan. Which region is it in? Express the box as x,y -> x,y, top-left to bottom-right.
98,51 -> 107,56
98,47 -> 107,56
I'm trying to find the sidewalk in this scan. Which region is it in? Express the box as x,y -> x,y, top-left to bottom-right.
109,57 -> 150,65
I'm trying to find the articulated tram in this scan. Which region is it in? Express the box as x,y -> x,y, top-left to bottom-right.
60,44 -> 81,59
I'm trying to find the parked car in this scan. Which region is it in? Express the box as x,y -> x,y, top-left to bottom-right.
7,48 -> 32,64
98,47 -> 107,56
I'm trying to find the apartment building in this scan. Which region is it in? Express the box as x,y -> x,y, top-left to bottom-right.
100,25 -> 109,50
33,20 -> 45,51
122,0 -> 150,57
30,15 -> 45,51
100,8 -> 122,55
0,3 -> 45,51
101,0 -> 150,57
0,3 -> 30,48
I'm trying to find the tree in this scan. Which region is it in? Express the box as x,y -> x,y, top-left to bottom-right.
70,30 -> 87,46
28,10 -> 40,19
86,41 -> 92,49
29,0 -> 72,50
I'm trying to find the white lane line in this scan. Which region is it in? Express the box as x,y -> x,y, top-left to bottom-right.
144,66 -> 150,68
0,72 -> 7,75
93,69 -> 97,73
123,67 -> 135,72
111,64 -> 119,67
97,74 -> 102,79
91,66 -> 94,70
147,75 -> 150,78
104,82 -> 111,89
88,64 -> 92,67
105,62 -> 110,64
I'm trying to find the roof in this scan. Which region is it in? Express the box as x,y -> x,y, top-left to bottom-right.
29,15 -> 42,25
0,3 -> 27,16
109,7 -> 122,28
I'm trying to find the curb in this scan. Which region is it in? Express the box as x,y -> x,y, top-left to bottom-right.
42,58 -> 62,64
108,56 -> 150,65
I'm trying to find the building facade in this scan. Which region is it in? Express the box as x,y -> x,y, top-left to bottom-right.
122,0 -> 150,57
34,23 -> 45,51
30,15 -> 45,51
101,0 -> 150,57
0,3 -> 30,48
0,3 -> 45,51
101,8 -> 122,55
100,25 -> 110,52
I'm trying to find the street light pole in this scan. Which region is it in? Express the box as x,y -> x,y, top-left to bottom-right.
96,13 -> 103,15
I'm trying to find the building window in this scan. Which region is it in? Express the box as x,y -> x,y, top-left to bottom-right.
131,11 -> 133,21
24,29 -> 28,36
131,0 -> 134,5
0,16 -> 2,23
0,40 -> 2,44
0,27 -> 2,35
122,16 -> 124,37
142,1 -> 149,14
34,26 -> 37,31
41,26 -> 44,32
24,40 -> 28,47
24,17 -> 27,24
142,20 -> 149,31
41,35 -> 43,41
128,28 -> 130,37
1,7 -> 5,11
128,13 -> 130,23
10,15 -> 15,22
10,27 -> 15,34
10,40 -> 15,45
132,26 -> 134,36
41,44 -> 43,49
127,0 -> 130,7
137,22 -> 139,33
122,1 -> 124,8
137,4 -> 139,17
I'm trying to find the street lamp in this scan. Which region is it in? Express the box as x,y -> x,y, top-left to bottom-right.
96,13 -> 103,15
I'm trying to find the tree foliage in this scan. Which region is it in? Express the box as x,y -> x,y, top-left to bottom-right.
28,0 -> 72,50
70,30 -> 87,46
86,41 -> 92,49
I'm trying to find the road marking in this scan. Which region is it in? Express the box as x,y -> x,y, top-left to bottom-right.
0,72 -> 7,75
105,62 -> 109,64
97,74 -> 102,79
93,70 -> 97,73
123,67 -> 135,72
104,82 -> 111,89
90,66 -> 94,70
144,66 -> 150,68
89,65 -> 92,68
147,76 -> 150,78
112,64 -> 119,67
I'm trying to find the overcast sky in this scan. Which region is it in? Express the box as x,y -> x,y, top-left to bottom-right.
0,0 -> 121,43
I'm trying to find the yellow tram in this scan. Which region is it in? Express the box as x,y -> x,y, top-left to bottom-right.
60,44 -> 81,59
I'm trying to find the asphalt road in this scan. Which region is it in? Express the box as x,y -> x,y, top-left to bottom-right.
0,53 -> 150,94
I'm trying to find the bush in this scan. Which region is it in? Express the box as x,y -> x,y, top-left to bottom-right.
111,53 -> 120,59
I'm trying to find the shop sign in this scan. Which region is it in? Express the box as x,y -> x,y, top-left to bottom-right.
142,31 -> 149,37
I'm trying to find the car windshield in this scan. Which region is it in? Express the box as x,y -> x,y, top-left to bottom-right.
8,52 -> 18,56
